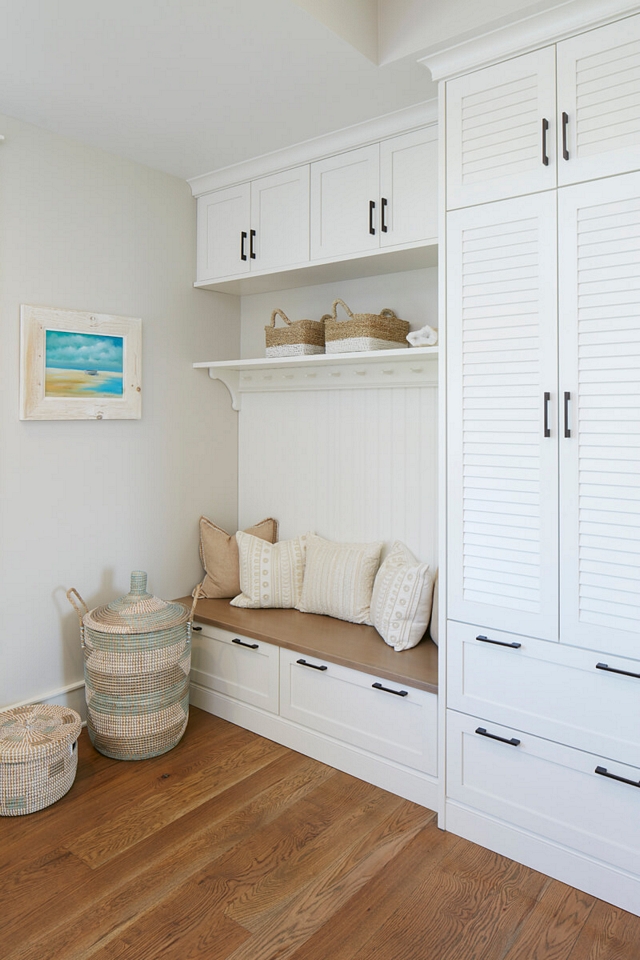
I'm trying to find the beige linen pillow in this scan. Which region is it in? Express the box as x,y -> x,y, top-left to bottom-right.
231,530 -> 309,609
429,571 -> 439,645
297,534 -> 383,624
199,516 -> 278,599
370,541 -> 434,651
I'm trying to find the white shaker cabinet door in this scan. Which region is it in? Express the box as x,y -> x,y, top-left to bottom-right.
310,144 -> 380,260
558,172 -> 640,661
446,47 -> 556,209
557,13 -> 640,188
250,166 -> 310,272
447,192 -> 559,640
196,182 -> 251,282
379,128 -> 438,248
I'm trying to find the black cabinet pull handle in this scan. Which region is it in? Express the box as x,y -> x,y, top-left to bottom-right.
596,662 -> 640,680
369,200 -> 376,235
381,197 -> 388,233
372,681 -> 408,697
297,658 -> 328,671
541,118 -> 549,166
476,726 -> 521,747
476,634 -> 521,649
543,391 -> 551,438
240,231 -> 247,261
595,765 -> 640,789
233,637 -> 259,650
192,625 -> 202,632
564,391 -> 571,438
250,229 -> 256,259
562,111 -> 569,160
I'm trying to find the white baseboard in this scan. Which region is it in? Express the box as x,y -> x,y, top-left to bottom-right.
4,681 -> 87,722
446,801 -> 640,917
190,682 -> 439,812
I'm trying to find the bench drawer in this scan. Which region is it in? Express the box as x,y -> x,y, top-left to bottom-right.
190,624 -> 279,713
447,620 -> 640,766
280,648 -> 437,775
447,710 -> 640,878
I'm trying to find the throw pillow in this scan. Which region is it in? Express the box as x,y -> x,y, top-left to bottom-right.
199,516 -> 278,599
297,534 -> 383,624
231,530 -> 309,609
370,541 -> 434,651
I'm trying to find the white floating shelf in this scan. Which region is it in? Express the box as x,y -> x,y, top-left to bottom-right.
194,346 -> 438,410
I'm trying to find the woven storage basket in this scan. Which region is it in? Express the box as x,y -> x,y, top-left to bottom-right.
322,299 -> 409,354
67,572 -> 198,761
265,308 -> 325,358
0,704 -> 81,816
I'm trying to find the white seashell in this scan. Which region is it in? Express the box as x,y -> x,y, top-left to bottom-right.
406,324 -> 438,347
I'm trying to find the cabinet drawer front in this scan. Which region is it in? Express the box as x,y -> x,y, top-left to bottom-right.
447,620 -> 640,765
190,624 -> 279,713
447,710 -> 640,877
280,649 -> 437,775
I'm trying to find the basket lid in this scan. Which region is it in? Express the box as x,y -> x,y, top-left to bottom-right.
83,571 -> 189,635
0,704 -> 82,760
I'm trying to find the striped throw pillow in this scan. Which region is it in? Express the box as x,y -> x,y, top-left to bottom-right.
231,530 -> 309,609
370,541 -> 433,651
297,535 -> 383,624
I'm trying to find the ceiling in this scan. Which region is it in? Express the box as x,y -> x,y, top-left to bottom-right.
0,0 -> 436,181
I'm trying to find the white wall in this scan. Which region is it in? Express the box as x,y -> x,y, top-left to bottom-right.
0,114 -> 240,714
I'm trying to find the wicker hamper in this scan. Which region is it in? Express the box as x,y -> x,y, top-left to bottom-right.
265,308 -> 325,358
67,572 -> 198,761
323,299 -> 409,353
0,704 -> 82,816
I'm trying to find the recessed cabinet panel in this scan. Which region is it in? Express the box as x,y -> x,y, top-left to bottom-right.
197,183 -> 251,281
250,166 -> 310,271
310,144 -> 380,260
190,624 -> 279,713
380,129 -> 438,247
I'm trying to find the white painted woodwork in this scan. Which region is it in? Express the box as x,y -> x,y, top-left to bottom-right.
189,623 -> 279,714
447,621 -> 640,766
447,710 -> 640,880
310,143 -> 380,260
446,47 -> 557,209
446,193 -> 559,639
196,182 -> 250,281
280,648 -> 438,775
237,381 -> 438,567
249,166 -> 310,272
379,128 -> 438,248
557,13 -> 640,187
558,172 -> 640,661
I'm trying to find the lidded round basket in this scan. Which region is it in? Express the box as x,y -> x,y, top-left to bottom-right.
68,572 -> 195,761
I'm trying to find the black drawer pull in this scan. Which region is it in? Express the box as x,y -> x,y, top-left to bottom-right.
297,658 -> 327,671
192,625 -> 202,632
541,118 -> 549,166
372,682 -> 408,697
476,634 -> 521,649
233,637 -> 259,650
475,726 -> 520,747
562,111 -> 569,161
369,199 -> 376,235
596,662 -> 640,680
381,197 -> 388,233
240,231 -> 247,261
564,391 -> 571,438
249,229 -> 256,259
595,766 -> 640,789
543,391 -> 551,438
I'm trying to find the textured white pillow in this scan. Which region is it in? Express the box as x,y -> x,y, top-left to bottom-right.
231,530 -> 309,609
297,535 -> 383,624
370,541 -> 434,651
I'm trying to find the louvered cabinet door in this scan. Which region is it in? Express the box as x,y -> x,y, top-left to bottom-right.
446,47 -> 556,210
559,173 -> 640,660
557,13 -> 640,188
447,193 -> 559,640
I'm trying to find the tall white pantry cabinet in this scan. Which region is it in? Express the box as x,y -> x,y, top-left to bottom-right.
439,9 -> 640,914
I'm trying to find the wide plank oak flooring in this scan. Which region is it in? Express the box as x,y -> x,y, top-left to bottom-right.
2,707 -> 639,960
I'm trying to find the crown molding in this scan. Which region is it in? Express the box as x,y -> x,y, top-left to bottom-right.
188,100 -> 438,198
419,0 -> 640,82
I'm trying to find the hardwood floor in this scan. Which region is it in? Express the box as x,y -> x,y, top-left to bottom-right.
2,707 -> 639,960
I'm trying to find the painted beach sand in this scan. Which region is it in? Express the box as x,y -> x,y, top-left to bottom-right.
45,330 -> 124,398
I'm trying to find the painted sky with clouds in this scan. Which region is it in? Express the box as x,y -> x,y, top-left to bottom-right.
45,331 -> 124,372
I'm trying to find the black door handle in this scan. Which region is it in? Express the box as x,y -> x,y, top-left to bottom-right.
297,658 -> 328,671
240,231 -> 247,261
250,229 -> 256,259
562,111 -> 569,160
475,726 -> 521,747
564,392 -> 571,438
232,637 -> 259,650
381,197 -> 388,233
372,682 -> 408,697
369,200 -> 376,235
476,634 -> 521,649
596,662 -> 640,680
542,118 -> 549,166
595,766 -> 640,789
543,392 -> 551,438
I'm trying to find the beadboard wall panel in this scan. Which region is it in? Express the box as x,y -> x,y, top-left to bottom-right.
238,384 -> 438,568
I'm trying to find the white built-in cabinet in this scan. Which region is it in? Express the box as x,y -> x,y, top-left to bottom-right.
443,9 -> 640,917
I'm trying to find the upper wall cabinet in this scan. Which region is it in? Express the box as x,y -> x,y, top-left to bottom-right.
446,12 -> 640,209
196,166 -> 310,282
310,129 -> 438,261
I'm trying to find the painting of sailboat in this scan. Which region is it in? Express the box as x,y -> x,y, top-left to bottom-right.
45,330 -> 124,397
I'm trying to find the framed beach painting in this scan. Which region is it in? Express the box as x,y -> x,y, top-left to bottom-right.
20,306 -> 142,420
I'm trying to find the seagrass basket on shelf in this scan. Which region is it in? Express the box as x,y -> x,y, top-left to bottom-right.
265,308 -> 325,358
0,704 -> 82,815
322,299 -> 410,354
67,572 -> 200,761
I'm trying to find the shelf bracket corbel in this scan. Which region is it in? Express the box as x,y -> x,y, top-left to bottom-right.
207,368 -> 241,411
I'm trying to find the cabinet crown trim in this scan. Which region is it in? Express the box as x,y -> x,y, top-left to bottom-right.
420,0 -> 640,81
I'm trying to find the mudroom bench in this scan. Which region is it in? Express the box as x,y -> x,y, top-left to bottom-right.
181,597 -> 439,810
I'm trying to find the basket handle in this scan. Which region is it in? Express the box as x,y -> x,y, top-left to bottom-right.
379,308 -> 398,320
269,308 -> 292,328
329,299 -> 354,322
66,588 -> 89,649
189,581 -> 203,623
